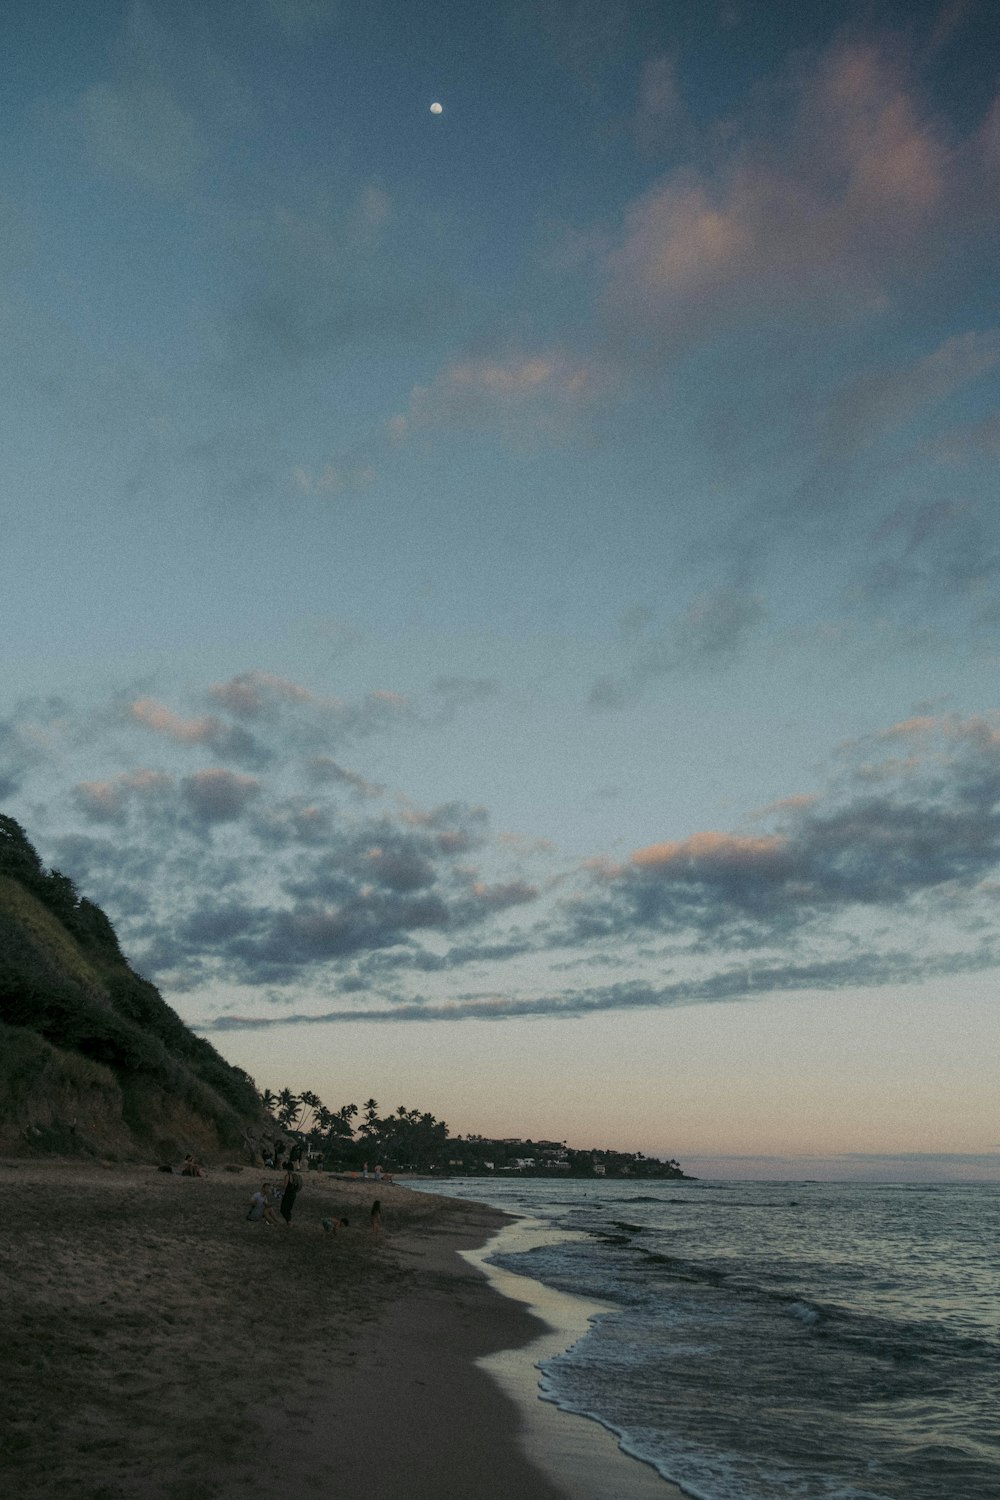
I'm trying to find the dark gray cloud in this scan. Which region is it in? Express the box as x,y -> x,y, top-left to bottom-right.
857,499 -> 1000,615
10,687 -> 1000,1024
565,717 -> 1000,949
306,756 -> 384,800
589,587 -> 768,709
250,798 -> 336,846
181,769 -> 262,824
43,775 -> 539,990
200,939 -> 999,1031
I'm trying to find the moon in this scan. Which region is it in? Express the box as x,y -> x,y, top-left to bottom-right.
430,101 -> 443,115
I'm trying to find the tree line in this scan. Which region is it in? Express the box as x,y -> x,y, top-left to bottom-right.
261,1089 -> 449,1171
261,1086 -> 688,1179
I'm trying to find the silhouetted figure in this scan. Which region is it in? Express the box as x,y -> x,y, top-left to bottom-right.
280,1167 -> 302,1225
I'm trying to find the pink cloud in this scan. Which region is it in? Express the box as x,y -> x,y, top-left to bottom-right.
604,38 -> 961,349
208,671 -> 316,719
129,694 -> 268,766
131,696 -> 218,743
631,831 -> 789,875
470,879 -> 539,909
877,714 -> 946,741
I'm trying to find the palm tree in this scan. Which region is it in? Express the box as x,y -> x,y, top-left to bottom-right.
276,1088 -> 301,1129
260,1088 -> 278,1116
298,1089 -> 322,1135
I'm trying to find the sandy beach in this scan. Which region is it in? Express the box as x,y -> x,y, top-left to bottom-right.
0,1160 -> 678,1499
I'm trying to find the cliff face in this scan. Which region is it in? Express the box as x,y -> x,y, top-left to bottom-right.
0,816 -> 265,1161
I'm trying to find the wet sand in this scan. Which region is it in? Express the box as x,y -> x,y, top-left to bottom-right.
0,1160 -> 679,1498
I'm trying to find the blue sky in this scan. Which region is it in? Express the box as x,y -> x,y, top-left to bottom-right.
3,0 -> 999,1177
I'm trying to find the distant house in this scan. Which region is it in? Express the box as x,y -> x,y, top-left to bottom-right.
592,1163 -> 606,1176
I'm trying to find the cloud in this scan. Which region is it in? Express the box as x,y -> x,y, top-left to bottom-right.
789,330 -> 1000,538
306,757 -> 384,799
133,678 -> 414,760
200,940 -> 997,1030
391,349 -> 616,446
181,768 -> 261,824
589,588 -> 768,708
129,696 -> 271,767
10,680 -> 1000,1026
823,330 -> 1000,458
251,799 -> 334,846
74,770 -> 174,823
223,190 -> 454,370
660,588 -> 768,671
65,784 -> 531,988
603,37 -> 974,356
206,673 -> 316,720
464,879 -> 539,911
0,716 -> 46,800
567,713 -> 1000,946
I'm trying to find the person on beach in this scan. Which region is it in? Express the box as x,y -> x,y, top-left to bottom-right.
370,1199 -> 382,1238
280,1167 -> 302,1225
181,1154 -> 204,1177
248,1185 -> 279,1226
322,1216 -> 349,1233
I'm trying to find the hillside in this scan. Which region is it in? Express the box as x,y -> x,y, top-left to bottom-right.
0,815 -> 266,1161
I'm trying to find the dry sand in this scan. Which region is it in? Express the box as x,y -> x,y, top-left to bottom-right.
0,1160 -> 679,1499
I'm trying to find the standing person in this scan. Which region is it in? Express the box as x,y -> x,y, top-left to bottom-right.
370,1199 -> 382,1238
280,1166 -> 302,1226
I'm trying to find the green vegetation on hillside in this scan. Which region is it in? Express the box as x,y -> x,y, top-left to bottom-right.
0,815 -> 264,1158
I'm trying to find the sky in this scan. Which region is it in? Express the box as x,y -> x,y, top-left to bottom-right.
2,0 -> 999,1180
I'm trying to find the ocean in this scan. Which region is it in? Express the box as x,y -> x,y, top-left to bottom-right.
408,1177 -> 1000,1500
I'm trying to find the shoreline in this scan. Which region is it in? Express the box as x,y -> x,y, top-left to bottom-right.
1,1158 -> 678,1499
463,1215 -> 685,1499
